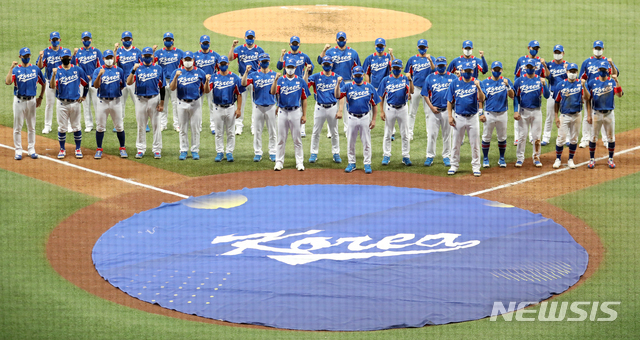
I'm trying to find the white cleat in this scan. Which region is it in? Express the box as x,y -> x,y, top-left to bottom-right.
568,159 -> 576,169
578,140 -> 589,148
296,163 -> 305,171
553,158 -> 562,169
274,162 -> 283,171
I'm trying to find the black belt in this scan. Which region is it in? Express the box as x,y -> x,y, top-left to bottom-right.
349,112 -> 367,118
281,106 -> 300,111
59,98 -> 77,103
319,103 -> 336,108
562,112 -> 579,115
597,110 -> 611,114
139,95 -> 157,99
257,104 -> 273,107
437,107 -> 447,112
100,97 -> 117,100
17,95 -> 34,100
217,104 -> 232,108
456,113 -> 476,117
181,98 -> 198,103
388,103 -> 406,109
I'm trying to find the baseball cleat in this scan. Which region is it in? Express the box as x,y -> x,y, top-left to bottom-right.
211,129 -> 215,135
447,168 -> 457,175
514,161 -> 523,168
174,126 -> 180,132
179,151 -> 188,160
301,131 -> 306,138
154,152 -> 161,159
473,171 -> 481,177
381,156 -> 390,165
253,155 -> 262,162
603,140 -> 608,148
57,149 -> 66,159
309,154 -> 318,163
534,158 -> 542,167
75,149 -> 83,159
553,158 -> 562,169
84,127 -> 92,133
541,141 -> 549,146
364,164 -> 373,174
119,147 -> 128,158
568,159 -> 576,169
402,157 -> 412,166
42,127 -> 51,134
269,154 -> 276,162
214,153 -> 224,162
565,142 -> 570,147
424,157 -> 434,167
113,127 -> 117,133
333,153 -> 342,163
29,153 -> 38,159
443,158 -> 451,167
608,158 -> 616,169
327,131 -> 332,138
498,157 -> 507,168
135,151 -> 144,159
146,124 -> 150,133
14,154 -> 22,160
226,153 -> 234,162
588,159 -> 596,169
513,139 -> 518,146
192,152 -> 200,160
161,125 -> 167,131
235,128 -> 242,135
345,163 -> 356,173
391,133 -> 395,141
296,163 -> 305,171
579,140 -> 589,148
274,162 -> 283,171
94,149 -> 103,159
482,157 -> 490,168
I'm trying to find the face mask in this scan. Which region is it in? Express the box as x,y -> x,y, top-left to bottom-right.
21,57 -> 30,64
554,53 -> 563,61
529,49 -> 538,57
462,72 -> 472,79
163,40 -> 173,48
219,64 -> 228,72
337,40 -> 346,48
525,68 -> 535,75
593,49 -> 603,57
142,56 -> 153,65
463,49 -> 472,57
183,60 -> 193,69
285,68 -> 295,76
123,40 -> 132,48
376,46 -> 384,54
291,45 -> 299,52
599,70 -> 609,77
261,61 -> 269,69
201,43 -> 209,51
61,58 -> 70,66
392,69 -> 401,76
104,59 -> 114,66
567,72 -> 578,80
492,71 -> 502,78
245,39 -> 254,46
436,66 -> 446,74
418,48 -> 427,55
51,40 -> 60,47
83,40 -> 91,48
353,76 -> 363,84
322,65 -> 332,72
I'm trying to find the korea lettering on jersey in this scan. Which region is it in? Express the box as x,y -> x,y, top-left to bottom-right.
580,57 -> 618,82
481,77 -> 513,112
405,55 -> 436,88
588,78 -> 616,111
171,67 -> 207,100
553,80 -> 583,114
280,53 -> 313,78
276,76 -> 308,107
134,64 -> 164,96
320,47 -> 361,81
377,75 -> 409,106
447,56 -> 486,79
246,70 -> 277,106
233,44 -> 265,75
194,50 -> 220,76
116,47 -> 142,75
55,66 -> 89,100
363,53 -> 391,89
38,47 -> 64,80
421,72 -> 455,109
12,65 -> 45,97
92,66 -> 125,98
155,48 -> 183,81
514,56 -> 545,77
339,82 -> 381,114
547,61 -> 568,90
74,47 -> 102,76
514,76 -> 548,109
307,72 -> 338,105
446,77 -> 479,115
210,72 -> 245,105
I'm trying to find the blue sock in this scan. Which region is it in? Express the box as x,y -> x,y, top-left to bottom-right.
482,141 -> 490,158
73,131 -> 82,150
589,142 -> 596,159
555,145 -> 563,159
608,141 -> 615,158
96,131 -> 104,149
116,131 -> 126,148
58,132 -> 66,150
498,140 -> 507,158
568,143 -> 577,159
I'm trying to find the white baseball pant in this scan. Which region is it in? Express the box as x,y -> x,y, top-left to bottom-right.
236,83 -> 253,132
327,97 -> 347,137
212,104 -> 236,154
95,97 -> 124,132
161,85 -> 179,130
311,103 -> 340,155
276,107 -> 304,166
177,99 -> 202,153
43,79 -> 56,131
120,83 -> 136,120
382,104 -> 410,158
516,107 -> 542,162
408,86 -> 428,139
135,95 -> 162,154
482,111 -> 508,143
346,112 -> 372,165
427,108 -> 452,159
591,110 -> 615,143
581,107 -> 608,143
450,113 -> 481,172
56,99 -> 82,133
202,91 -> 216,132
542,93 -> 556,143
253,104 -> 277,156
514,112 -> 534,142
80,85 -> 97,130
555,112 -> 581,146
13,96 -> 37,155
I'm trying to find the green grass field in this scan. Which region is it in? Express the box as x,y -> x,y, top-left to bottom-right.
1,0 -> 638,338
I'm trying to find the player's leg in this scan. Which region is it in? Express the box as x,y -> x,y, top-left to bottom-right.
346,115 -> 357,166
340,98 -> 348,134
289,108 -> 304,168
310,105 -> 326,157
177,102 -> 189,153
94,101 -> 107,152
82,86 -> 96,132
43,79 -> 55,133
541,94 -> 555,144
12,97 -> 25,157
149,97 -> 162,155
554,113 -> 567,168
469,114 -> 481,174
275,108 -> 288,166
56,100 -> 70,155
325,105 -> 340,156
397,105 -> 410,160
135,98 -> 149,155
190,102 -> 202,154
604,111 -> 616,164
111,98 -> 126,151
25,98 -> 37,156
531,109 -> 543,165
407,86 -> 420,139
362,113 -> 372,167
449,113 -> 463,173
425,110 -> 438,161
513,114 -> 519,145
69,102 -> 83,153
206,91 -> 215,133
223,106 -> 235,156
515,109 -> 528,164
160,85 -> 169,130
481,112 -> 495,166
579,107 -> 591,148
566,113 -> 579,166
382,106 -> 394,159
265,105 -> 278,159
253,104 -> 265,156
170,86 -> 179,131
212,107 -> 225,155
236,85 -> 249,135
495,111 -> 508,166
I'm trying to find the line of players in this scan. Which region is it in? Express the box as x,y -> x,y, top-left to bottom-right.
8,31 -> 622,173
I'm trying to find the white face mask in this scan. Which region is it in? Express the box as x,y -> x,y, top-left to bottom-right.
593,49 -> 603,57
553,54 -> 563,61
567,72 -> 578,80
463,49 -> 472,57
104,59 -> 114,66
285,68 -> 295,76
183,60 -> 193,69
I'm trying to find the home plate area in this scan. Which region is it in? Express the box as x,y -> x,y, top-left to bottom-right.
92,185 -> 588,331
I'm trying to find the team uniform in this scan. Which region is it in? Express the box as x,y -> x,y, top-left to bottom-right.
10,61 -> 45,158
155,46 -> 183,130
587,75 -> 622,168
553,78 -> 584,168
132,60 -> 164,157
246,69 -> 277,159
53,59 -> 89,158
210,70 -> 245,160
422,69 -> 455,165
378,72 -> 411,163
448,55 -> 488,79
513,74 -> 550,166
579,55 -> 619,146
115,45 -> 142,121
170,65 -> 207,157
74,46 -> 102,131
405,53 -> 436,139
307,71 -> 341,161
37,45 -> 64,133
194,47 -> 220,133
92,63 -> 127,157
274,75 -> 308,170
513,55 -> 546,143
363,52 -> 391,89
319,45 -> 360,133
446,76 -> 483,175
231,43 -> 264,134
281,53 -> 314,136
542,58 -> 568,144
480,75 -> 514,167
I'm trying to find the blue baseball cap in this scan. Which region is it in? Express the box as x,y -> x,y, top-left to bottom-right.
163,32 -> 174,40
336,31 -> 347,40
200,35 -> 210,43
103,49 -> 114,58
417,39 -> 428,47
491,61 -> 503,69
593,40 -> 604,48
245,30 -> 255,38
375,38 -> 386,46
435,56 -> 447,66
553,44 -> 564,52
19,47 -> 31,56
121,31 -> 132,39
391,59 -> 403,68
597,60 -> 609,69
50,31 -> 60,40
567,63 -> 579,71
529,40 -> 540,48
142,47 -> 153,55
183,51 -> 194,59
525,58 -> 536,67
462,62 -> 474,70
258,53 -> 270,61
321,55 -> 333,64
81,31 -> 92,39
462,40 -> 473,49
290,36 -> 300,44
61,48 -> 72,57
352,66 -> 364,76
218,55 -> 229,64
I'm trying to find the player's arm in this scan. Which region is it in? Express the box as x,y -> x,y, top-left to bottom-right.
203,74 -> 211,94
5,61 -> 17,85
318,44 -> 331,63
427,55 -> 435,70
369,92 -> 379,130
301,96 -> 307,124
36,71 -> 45,107
303,65 -> 311,82
479,51 -> 487,74
334,76 -> 343,99
270,73 -> 281,95
241,65 -> 252,87
169,70 -> 181,91
580,79 -> 590,101
506,79 -> 515,99
50,67 -> 58,89
475,79 -> 485,102
612,74 -> 623,97
228,40 -> 239,61
158,86 -> 165,111
93,68 -> 104,88
235,87 -> 242,118
37,50 -> 44,69
126,64 -> 139,86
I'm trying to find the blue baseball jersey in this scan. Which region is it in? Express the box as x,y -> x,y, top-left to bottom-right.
404,54 -> 437,88
447,55 -> 488,79
339,81 -> 381,114
446,77 -> 480,115
277,51 -> 314,77
232,44 -> 265,76
116,46 -> 143,77
546,60 -> 568,91
480,76 -> 513,113
513,75 -> 550,109
246,70 -> 277,106
133,64 -> 164,96
587,77 -> 617,111
194,49 -> 220,76
514,56 -> 546,78
377,75 -> 410,106
74,47 -> 103,80
580,56 -> 619,82
422,72 -> 456,109
276,75 -> 308,108
11,64 -> 45,97
553,80 -> 584,114
318,47 -> 361,81
170,67 -> 207,100
54,65 -> 89,100
154,47 -> 183,82
307,72 -> 339,105
37,46 -> 65,81
362,53 -> 391,89
92,66 -> 126,98
210,72 -> 245,105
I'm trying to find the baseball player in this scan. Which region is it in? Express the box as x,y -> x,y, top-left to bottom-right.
5,47 -> 45,160
335,66 -> 381,174
114,31 -> 143,131
448,40 -> 488,78
421,56 -> 455,167
270,63 -> 308,171
446,62 -> 485,176
155,32 -> 183,132
210,56 -> 245,162
228,30 -> 264,135
362,38 -> 393,90
50,48 -> 89,159
194,35 -> 220,135
513,59 -> 550,167
128,47 -> 165,159
242,53 -> 277,162
73,31 -> 102,132
170,51 -> 210,160
378,59 -> 412,166
319,31 -> 361,136
579,40 -> 619,148
479,61 -> 515,168
277,36 -> 314,137
307,56 -> 342,164
92,50 -> 127,159
405,39 -> 436,140
36,31 -> 64,134
552,63 -> 589,169
586,60 -> 623,169
542,44 -> 568,146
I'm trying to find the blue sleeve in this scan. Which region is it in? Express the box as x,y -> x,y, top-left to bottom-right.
169,69 -> 177,81
480,56 -> 488,74
36,68 -> 45,83
579,60 -> 588,79
362,56 -> 370,74
120,68 -> 127,89
370,85 -> 381,105
317,53 -> 324,65
553,84 -> 562,101
354,51 -> 361,66
236,75 -> 246,93
420,80 -> 430,97
339,82 -> 348,95
542,81 -> 550,99
446,84 -> 454,103
514,59 -> 521,76
276,60 -> 284,70
447,59 -> 456,73
91,68 -> 99,87
404,57 -> 411,73
376,78 -> 386,99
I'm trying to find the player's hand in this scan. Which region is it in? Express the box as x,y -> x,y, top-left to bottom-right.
474,79 -> 481,87
175,70 -> 182,77
39,50 -> 44,58
133,63 -> 140,71
11,61 -> 18,68
232,40 -> 239,47
235,109 -> 241,118
114,42 -> 119,50
275,73 -> 282,80
611,74 -> 618,81
306,64 -> 312,71
581,79 -> 586,86
479,51 -> 484,57
78,97 -> 85,103
514,111 -> 521,121
380,111 -> 386,121
335,111 -> 342,119
555,116 -> 561,128
540,58 -> 546,65
300,115 -> 306,124
152,45 -> 158,51
608,57 -> 613,64
430,106 -> 439,114
156,100 -> 164,112
587,115 -> 592,125
73,48 -> 78,55
52,68 -> 58,76
480,115 -> 487,123
36,97 -> 42,107
98,68 -> 105,76
454,70 -> 460,77
425,53 -> 431,59
323,44 -> 331,51
337,76 -> 343,83
245,65 -> 252,73
369,119 -> 376,130
388,48 -> 393,54
206,74 -> 211,82
540,78 -> 546,86
281,49 -> 286,56
408,93 -> 412,101
448,115 -> 456,127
